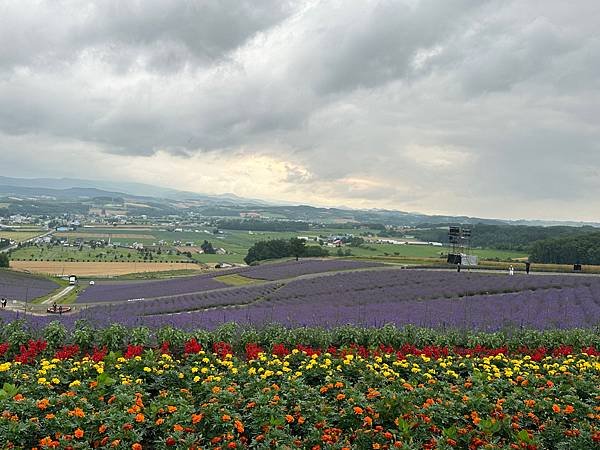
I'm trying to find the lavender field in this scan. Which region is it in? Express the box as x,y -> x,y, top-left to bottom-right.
0,269 -> 59,300
2,269 -> 600,331
76,272 -> 229,303
241,259 -> 384,280
75,259 -> 382,302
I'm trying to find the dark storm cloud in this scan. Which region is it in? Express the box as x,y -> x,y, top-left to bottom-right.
1,0 -> 599,219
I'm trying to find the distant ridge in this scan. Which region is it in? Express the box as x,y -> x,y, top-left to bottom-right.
0,176 -> 598,227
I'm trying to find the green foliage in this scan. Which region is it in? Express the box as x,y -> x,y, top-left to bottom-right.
303,245 -> 329,258
244,239 -> 291,264
245,238 -> 328,264
200,240 -> 216,254
410,223 -> 598,251
530,232 -> 600,264
2,320 -> 31,353
72,319 -> 95,351
42,321 -> 67,351
0,253 -> 9,268
99,323 -> 128,352
216,218 -> 310,232
129,326 -> 151,346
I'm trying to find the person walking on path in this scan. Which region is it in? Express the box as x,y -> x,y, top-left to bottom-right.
1,298 -> 6,309
509,265 -> 514,276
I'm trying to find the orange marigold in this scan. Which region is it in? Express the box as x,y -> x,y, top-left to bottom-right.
74,428 -> 84,439
37,399 -> 49,410
69,407 -> 85,418
234,419 -> 245,433
131,444 -> 142,450
552,404 -> 561,413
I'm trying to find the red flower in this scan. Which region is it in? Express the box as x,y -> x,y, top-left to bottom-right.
184,338 -> 203,354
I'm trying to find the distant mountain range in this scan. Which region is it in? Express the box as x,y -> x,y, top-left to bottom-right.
0,176 -> 598,227
0,176 -> 269,205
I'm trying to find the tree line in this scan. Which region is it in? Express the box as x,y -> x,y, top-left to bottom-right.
529,232 -> 600,264
244,238 -> 329,264
409,223 -> 598,251
217,219 -> 310,232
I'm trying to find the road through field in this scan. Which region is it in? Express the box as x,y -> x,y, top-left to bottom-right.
42,285 -> 75,304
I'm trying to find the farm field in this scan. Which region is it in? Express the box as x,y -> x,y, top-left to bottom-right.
10,245 -> 192,263
0,229 -> 46,242
9,226 -> 529,268
350,243 -> 527,261
9,261 -> 204,277
0,324 -> 598,449
54,232 -> 157,240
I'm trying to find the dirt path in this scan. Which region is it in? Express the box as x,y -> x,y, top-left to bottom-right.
42,285 -> 75,304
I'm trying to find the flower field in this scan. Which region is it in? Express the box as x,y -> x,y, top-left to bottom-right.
3,269 -> 599,331
240,259 -> 385,281
76,274 -> 229,303
0,270 -> 59,301
0,324 -> 599,449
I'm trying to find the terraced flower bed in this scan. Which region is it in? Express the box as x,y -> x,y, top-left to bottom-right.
241,259 -> 385,280
0,269 -> 59,301
76,273 -> 229,303
2,270 -> 600,331
0,324 -> 598,449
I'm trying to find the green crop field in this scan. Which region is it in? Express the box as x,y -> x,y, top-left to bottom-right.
9,245 -> 192,263
30,227 -> 528,266
347,243 -> 526,261
0,230 -> 45,242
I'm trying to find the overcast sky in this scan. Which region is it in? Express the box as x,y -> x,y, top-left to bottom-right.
0,0 -> 599,221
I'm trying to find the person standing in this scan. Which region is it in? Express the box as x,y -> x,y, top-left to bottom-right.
1,298 -> 6,309
525,262 -> 531,274
509,265 -> 514,275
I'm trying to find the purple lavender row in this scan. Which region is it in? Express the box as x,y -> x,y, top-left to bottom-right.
134,286 -> 600,330
3,269 -> 600,330
0,270 -> 59,300
75,284 -> 281,326
76,271 -> 233,303
241,259 -> 385,281
270,269 -> 598,303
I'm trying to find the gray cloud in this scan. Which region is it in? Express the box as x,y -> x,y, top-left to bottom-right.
1,0 -> 599,220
